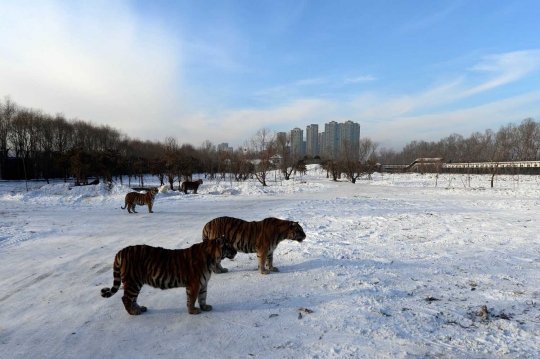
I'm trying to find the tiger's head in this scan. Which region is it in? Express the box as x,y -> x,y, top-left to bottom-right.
285,221 -> 306,242
149,187 -> 159,197
213,236 -> 237,261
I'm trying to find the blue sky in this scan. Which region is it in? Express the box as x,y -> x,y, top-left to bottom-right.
1,0 -> 539,150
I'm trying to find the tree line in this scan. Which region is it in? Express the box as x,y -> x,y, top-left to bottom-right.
0,97 -> 380,186
375,118 -> 540,165
0,98 -> 251,187
1,96 -> 538,186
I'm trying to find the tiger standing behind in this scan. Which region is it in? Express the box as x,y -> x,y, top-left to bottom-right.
121,187 -> 158,213
181,179 -> 203,194
202,216 -> 306,275
100,237 -> 237,315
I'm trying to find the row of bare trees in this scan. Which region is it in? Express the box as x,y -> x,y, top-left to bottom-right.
246,128 -> 380,185
316,137 -> 379,183
0,97 -> 169,185
376,118 -> 540,165
4,96 -> 538,186
0,98 -> 261,187
0,96 -> 382,186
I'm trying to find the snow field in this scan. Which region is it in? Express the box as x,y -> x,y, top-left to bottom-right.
1,168 -> 540,358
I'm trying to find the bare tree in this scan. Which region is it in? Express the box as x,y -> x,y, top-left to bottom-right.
199,140 -> 217,179
514,118 -> 540,160
340,137 -> 379,183
229,148 -> 252,182
0,97 -> 17,179
35,113 -> 55,183
178,143 -> 200,184
249,128 -> 276,187
149,157 -> 167,186
163,137 -> 179,190
339,139 -> 360,183
320,139 -> 341,181
276,132 -> 294,180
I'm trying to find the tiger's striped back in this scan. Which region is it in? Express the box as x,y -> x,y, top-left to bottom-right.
100,238 -> 236,315
202,216 -> 306,274
202,216 -> 261,252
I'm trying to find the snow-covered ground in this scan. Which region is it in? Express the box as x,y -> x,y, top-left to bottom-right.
1,167 -> 540,358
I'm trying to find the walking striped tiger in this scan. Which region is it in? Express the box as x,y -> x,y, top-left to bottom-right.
120,187 -> 158,213
100,237 -> 237,315
202,216 -> 306,274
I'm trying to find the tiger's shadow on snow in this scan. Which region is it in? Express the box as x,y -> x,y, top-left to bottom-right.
139,258 -> 426,316
223,257 -> 387,273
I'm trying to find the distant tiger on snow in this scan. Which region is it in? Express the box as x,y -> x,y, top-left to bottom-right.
202,216 -> 306,274
100,237 -> 237,315
121,187 -> 158,213
181,179 -> 203,194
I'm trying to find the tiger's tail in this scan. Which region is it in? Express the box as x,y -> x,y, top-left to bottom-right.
121,204 -> 127,210
100,252 -> 122,298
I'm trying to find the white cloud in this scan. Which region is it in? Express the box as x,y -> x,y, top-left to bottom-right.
169,98 -> 336,147
0,0 -> 182,138
253,78 -> 327,99
347,50 -> 540,122
400,4 -> 459,33
463,50 -> 540,96
365,92 -> 540,149
344,75 -> 377,84
135,49 -> 540,148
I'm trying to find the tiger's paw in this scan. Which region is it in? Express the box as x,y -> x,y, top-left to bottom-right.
189,308 -> 202,315
200,304 -> 212,311
269,267 -> 279,272
128,306 -> 147,315
260,269 -> 269,275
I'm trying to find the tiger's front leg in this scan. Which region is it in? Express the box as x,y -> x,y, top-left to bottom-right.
186,283 -> 202,314
266,252 -> 279,272
197,282 -> 212,312
148,203 -> 153,213
257,249 -> 269,275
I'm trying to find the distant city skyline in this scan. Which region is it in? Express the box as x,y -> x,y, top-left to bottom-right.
261,120 -> 360,158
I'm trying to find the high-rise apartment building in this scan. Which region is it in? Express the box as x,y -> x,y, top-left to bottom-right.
324,121 -> 340,157
318,132 -> 326,157
306,124 -> 319,157
339,120 -> 361,153
217,143 -> 233,152
282,120 -> 360,159
276,132 -> 287,144
290,127 -> 304,157
318,120 -> 361,157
